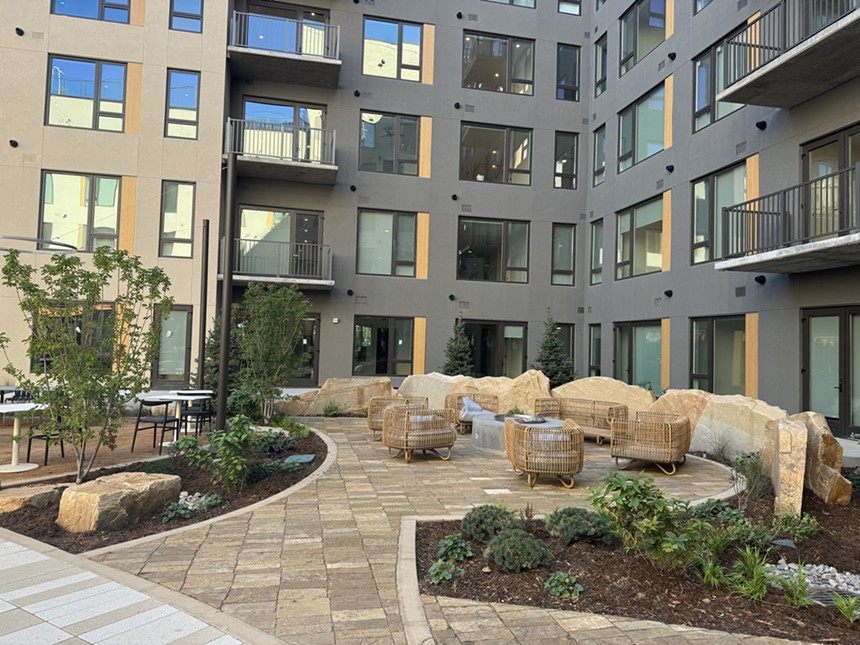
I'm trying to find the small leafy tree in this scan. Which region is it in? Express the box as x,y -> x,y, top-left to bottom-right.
236,282 -> 308,422
0,247 -> 172,484
196,310 -> 242,405
534,308 -> 575,388
441,316 -> 473,376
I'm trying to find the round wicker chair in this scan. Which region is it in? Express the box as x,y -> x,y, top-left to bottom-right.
366,395 -> 429,441
381,405 -> 456,463
504,418 -> 584,488
610,411 -> 691,475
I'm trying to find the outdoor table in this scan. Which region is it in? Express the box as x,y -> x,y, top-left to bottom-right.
0,386 -> 18,403
472,415 -> 564,454
0,402 -> 46,473
141,393 -> 212,444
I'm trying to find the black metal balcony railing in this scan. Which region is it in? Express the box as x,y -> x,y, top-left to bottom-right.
234,239 -> 332,281
723,0 -> 860,88
226,118 -> 336,166
229,11 -> 340,60
723,164 -> 860,259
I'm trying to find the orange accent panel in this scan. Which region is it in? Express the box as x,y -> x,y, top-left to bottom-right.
118,177 -> 137,253
662,189 -> 671,272
416,212 -> 429,280
745,313 -> 759,399
421,24 -> 435,86
413,317 -> 426,374
125,63 -> 142,135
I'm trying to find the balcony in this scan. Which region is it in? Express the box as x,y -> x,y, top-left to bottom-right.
226,118 -> 338,185
228,239 -> 334,289
718,0 -> 860,108
716,164 -> 860,273
227,11 -> 341,89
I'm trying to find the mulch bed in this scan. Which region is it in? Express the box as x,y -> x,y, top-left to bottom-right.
0,433 -> 326,554
417,488 -> 860,644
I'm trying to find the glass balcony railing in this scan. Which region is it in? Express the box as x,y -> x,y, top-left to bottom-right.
229,11 -> 340,60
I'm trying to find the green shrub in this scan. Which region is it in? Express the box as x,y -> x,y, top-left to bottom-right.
772,512 -> 819,542
544,507 -> 613,545
437,535 -> 474,562
845,468 -> 860,490
774,564 -> 814,608
128,459 -> 175,475
161,493 -> 224,523
731,451 -> 771,503
427,559 -> 464,585
486,528 -> 553,573
708,434 -> 735,466
278,416 -> 311,439
833,594 -> 860,623
461,504 -> 519,543
690,526 -> 733,588
686,499 -> 745,525
323,402 -> 343,417
227,386 -> 262,420
506,407 -> 524,415
727,518 -> 776,551
729,546 -> 772,601
544,571 -> 583,599
258,430 -> 296,457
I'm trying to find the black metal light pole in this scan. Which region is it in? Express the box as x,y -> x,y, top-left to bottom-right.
216,153 -> 236,429
196,219 -> 209,389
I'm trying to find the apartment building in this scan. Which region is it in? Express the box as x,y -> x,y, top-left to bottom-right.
2,0 -> 860,438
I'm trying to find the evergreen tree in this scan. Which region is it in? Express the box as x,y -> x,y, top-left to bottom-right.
196,309 -> 242,402
534,308 -> 576,388
441,317 -> 474,376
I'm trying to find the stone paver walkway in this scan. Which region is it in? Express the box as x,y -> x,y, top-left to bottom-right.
79,419 -> 810,645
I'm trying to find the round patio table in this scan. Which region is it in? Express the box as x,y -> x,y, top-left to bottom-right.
472,415 -> 564,454
0,402 -> 46,473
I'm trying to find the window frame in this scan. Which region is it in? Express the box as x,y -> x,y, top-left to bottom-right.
353,316 -> 414,376
593,125 -> 607,186
559,0 -> 581,15
694,0 -> 713,14
359,111 -> 420,176
556,43 -> 580,101
615,195 -> 663,280
482,0 -> 536,8
159,180 -> 195,258
614,319 -> 662,389
589,323 -> 602,376
554,131 -> 578,190
169,0 -> 203,32
691,162 -> 746,264
557,323 -> 576,366
459,123 -> 533,186
618,83 -> 665,172
462,32 -> 535,96
164,68 -> 200,139
362,17 -> 423,82
595,33 -> 608,97
590,219 -> 603,285
152,305 -> 193,388
693,37 -> 744,132
551,223 -> 576,286
690,315 -> 746,394
457,216 -> 530,284
356,210 -> 417,277
46,55 -> 127,132
51,0 -> 129,23
619,0 -> 666,77
39,170 -> 121,252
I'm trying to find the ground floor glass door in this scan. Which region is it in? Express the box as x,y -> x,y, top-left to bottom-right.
463,321 -> 527,378
289,314 -> 319,387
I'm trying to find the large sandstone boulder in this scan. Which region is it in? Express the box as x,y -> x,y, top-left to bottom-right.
692,395 -> 787,468
552,377 -> 656,414
649,390 -> 713,436
453,370 -> 551,414
274,390 -> 317,417
57,473 -> 181,533
0,484 -> 67,514
790,412 -> 852,505
398,372 -> 467,409
304,377 -> 394,415
772,419 -> 807,516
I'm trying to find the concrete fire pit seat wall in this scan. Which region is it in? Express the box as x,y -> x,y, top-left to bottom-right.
534,397 -> 628,445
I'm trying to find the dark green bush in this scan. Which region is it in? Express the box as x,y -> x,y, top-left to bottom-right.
486,528 -> 553,573
278,416 -> 311,439
544,571 -> 584,599
227,386 -> 262,420
258,430 -> 296,457
460,505 -> 519,543
545,507 -> 613,545
727,518 -> 776,551
427,559 -> 464,585
685,499 -> 745,525
437,535 -> 474,562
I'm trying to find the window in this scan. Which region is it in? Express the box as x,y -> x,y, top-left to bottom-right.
31,304 -> 114,374
597,0 -> 607,8
616,196 -> 663,279
154,306 -> 192,387
692,163 -> 746,263
484,0 -> 535,7
460,124 -> 532,185
170,0 -> 202,32
590,220 -> 603,285
554,132 -> 578,189
359,112 -> 419,175
40,171 -> 120,251
619,83 -> 664,171
463,321 -> 528,377
620,0 -> 666,75
463,33 -> 534,96
353,316 -> 413,376
589,324 -> 602,376
593,125 -> 607,186
695,0 -> 713,13
694,41 -> 743,131
160,181 -> 195,258
242,99 -> 327,162
691,317 -> 746,394
595,34 -> 608,96
457,218 -> 529,283
48,56 -> 126,132
557,324 -> 575,366
357,210 -> 416,277
52,0 -> 129,23
237,207 -> 322,277
615,321 -> 661,391
559,1 -> 581,15
363,18 -> 422,81
552,224 -> 575,285
557,44 -> 580,101
165,69 -> 199,139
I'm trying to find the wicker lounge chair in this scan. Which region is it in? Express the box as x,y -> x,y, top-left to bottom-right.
504,418 -> 584,488
444,393 -> 500,434
366,395 -> 429,441
533,397 -> 628,445
381,406 -> 457,463
610,411 -> 691,475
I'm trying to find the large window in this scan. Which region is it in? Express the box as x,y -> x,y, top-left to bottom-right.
692,317 -> 746,394
353,316 -> 413,376
359,112 -> 419,175
170,0 -> 202,32
463,321 -> 528,378
237,207 -> 322,277
154,306 -> 192,387
160,181 -> 195,258
363,18 -> 422,81
590,219 -> 603,285
457,218 -> 529,283
357,210 -> 416,277
554,132 -> 578,190
557,323 -> 575,366
52,0 -> 129,23
460,124 -> 532,185
165,69 -> 199,139
484,0 -> 535,7
619,83 -> 664,172
557,44 -> 580,101
552,224 -> 575,286
692,163 -> 746,263
593,125 -> 606,186
620,0 -> 666,76
616,196 -> 663,279
595,34 -> 608,96
48,56 -> 126,132
559,1 -> 581,15
242,99 -> 326,162
589,324 -> 601,376
615,321 -> 662,391
40,171 -> 120,251
463,33 -> 534,96
694,41 -> 743,131
695,0 -> 714,13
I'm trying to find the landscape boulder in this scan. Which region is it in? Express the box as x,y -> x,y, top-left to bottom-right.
649,390 -> 713,439
772,419 -> 807,516
552,377 -> 656,414
453,369 -> 551,414
398,372 -> 467,409
274,390 -> 316,417
304,377 -> 394,416
56,472 -> 181,533
0,484 -> 67,514
791,412 -> 852,505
